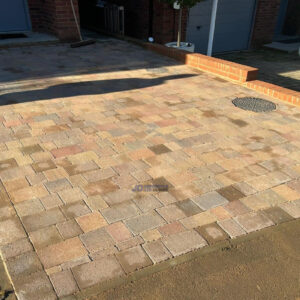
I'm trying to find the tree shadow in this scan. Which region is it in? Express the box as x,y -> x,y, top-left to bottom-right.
0,74 -> 195,106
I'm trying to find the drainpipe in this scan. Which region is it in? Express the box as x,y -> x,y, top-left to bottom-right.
247,0 -> 259,49
207,0 -> 219,56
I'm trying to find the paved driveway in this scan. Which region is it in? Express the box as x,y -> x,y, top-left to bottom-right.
0,40 -> 300,299
218,49 -> 300,92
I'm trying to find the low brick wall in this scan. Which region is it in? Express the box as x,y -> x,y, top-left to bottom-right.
142,42 -> 300,107
245,80 -> 300,107
144,43 -> 258,83
66,30 -> 299,107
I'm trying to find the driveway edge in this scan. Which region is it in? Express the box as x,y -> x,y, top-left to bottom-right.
66,219 -> 299,300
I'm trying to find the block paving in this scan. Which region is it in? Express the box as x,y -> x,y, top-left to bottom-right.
0,40 -> 299,299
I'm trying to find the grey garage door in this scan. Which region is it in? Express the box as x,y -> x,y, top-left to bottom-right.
0,0 -> 31,33
187,0 -> 256,54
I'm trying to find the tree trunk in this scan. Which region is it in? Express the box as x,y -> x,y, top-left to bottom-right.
177,8 -> 182,47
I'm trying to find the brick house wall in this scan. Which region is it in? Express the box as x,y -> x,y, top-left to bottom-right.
26,0 -> 285,48
151,0 -> 282,47
27,0 -> 56,33
27,0 -> 80,41
55,0 -> 80,40
108,0 -> 281,48
152,1 -> 188,44
250,0 -> 281,47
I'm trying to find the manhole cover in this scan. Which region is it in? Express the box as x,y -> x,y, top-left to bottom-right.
232,97 -> 276,112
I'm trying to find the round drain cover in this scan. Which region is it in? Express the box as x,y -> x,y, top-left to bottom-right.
232,97 -> 276,112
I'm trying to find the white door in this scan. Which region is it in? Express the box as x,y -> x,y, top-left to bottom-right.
186,0 -> 256,53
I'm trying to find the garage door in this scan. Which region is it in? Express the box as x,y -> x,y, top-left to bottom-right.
186,0 -> 256,53
0,0 -> 31,33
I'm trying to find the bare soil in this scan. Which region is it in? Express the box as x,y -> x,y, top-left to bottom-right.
92,219 -> 300,300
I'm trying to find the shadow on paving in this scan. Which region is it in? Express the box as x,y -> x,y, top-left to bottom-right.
90,219 -> 300,300
218,49 -> 300,92
0,41 -> 182,84
0,74 -> 195,106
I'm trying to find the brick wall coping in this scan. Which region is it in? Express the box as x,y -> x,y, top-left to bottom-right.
1,27 -> 298,107
245,80 -> 300,107
99,31 -> 300,107
139,40 -> 300,107
143,42 -> 258,83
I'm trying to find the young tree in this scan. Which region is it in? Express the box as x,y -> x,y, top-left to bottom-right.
162,0 -> 205,47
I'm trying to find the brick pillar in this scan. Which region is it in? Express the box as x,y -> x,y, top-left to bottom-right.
251,0 -> 281,47
27,0 -> 80,41
55,0 -> 80,41
152,1 -> 188,44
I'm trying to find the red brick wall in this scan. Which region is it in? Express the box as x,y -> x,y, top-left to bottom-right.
251,0 -> 281,47
27,0 -> 56,33
152,1 -> 188,44
27,0 -> 79,41
55,0 -> 80,40
27,0 -> 284,46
